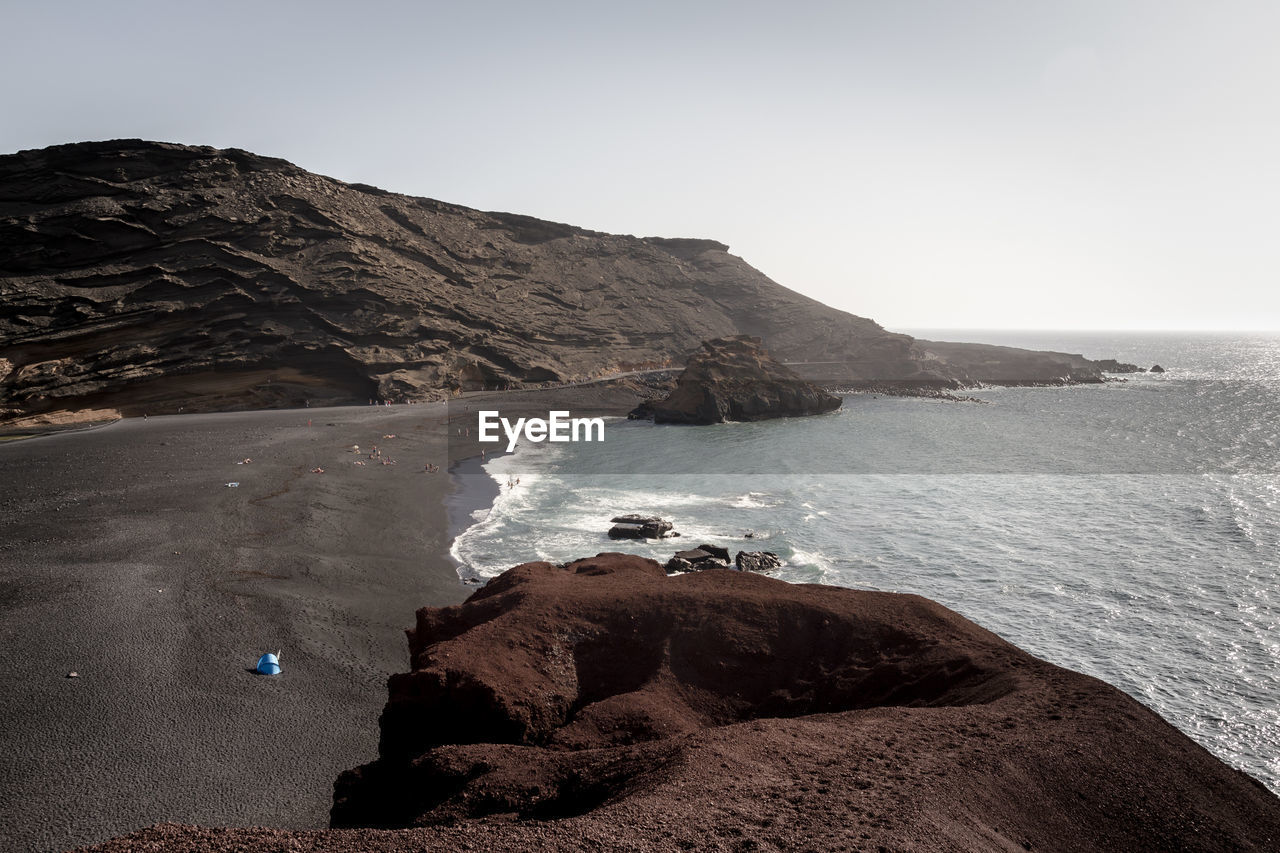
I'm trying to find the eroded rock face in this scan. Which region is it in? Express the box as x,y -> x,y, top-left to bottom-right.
329,553 -> 1280,851
648,336 -> 842,425
2,141 -> 1134,421
332,553 -> 1019,827
0,141 -> 935,419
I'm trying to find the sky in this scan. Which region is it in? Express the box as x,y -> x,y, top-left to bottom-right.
2,0 -> 1278,331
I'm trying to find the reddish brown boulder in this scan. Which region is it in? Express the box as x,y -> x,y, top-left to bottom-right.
325,553 -> 1280,851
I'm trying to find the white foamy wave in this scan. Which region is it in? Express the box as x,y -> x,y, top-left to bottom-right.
785,547 -> 832,570
574,488 -> 723,509
728,491 -> 775,509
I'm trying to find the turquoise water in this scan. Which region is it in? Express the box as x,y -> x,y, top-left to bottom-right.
451,331 -> 1280,794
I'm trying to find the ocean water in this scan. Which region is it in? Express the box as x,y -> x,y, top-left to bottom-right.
451,331 -> 1280,795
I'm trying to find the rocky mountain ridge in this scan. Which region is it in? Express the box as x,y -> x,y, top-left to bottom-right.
1,140 -> 1128,420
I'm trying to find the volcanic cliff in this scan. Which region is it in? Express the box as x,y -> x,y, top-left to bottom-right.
1,140 -> 1126,421
328,554 -> 1279,850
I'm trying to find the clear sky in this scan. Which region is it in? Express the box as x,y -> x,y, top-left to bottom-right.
3,1 -> 1278,330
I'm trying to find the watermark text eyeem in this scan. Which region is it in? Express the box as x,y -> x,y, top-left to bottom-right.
477,410 -> 605,452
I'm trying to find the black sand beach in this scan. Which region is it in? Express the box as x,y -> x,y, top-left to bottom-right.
0,384 -> 643,852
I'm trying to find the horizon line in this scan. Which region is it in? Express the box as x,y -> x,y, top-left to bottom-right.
890,327 -> 1280,334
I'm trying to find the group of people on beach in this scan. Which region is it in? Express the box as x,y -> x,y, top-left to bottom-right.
358,443 -> 397,466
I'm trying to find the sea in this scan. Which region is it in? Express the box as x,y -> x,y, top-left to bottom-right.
450,331 -> 1280,795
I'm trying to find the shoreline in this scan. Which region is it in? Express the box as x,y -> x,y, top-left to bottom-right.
5,374 -> 1279,850
444,452 -> 504,585
0,385 -> 649,853
0,403 -> 474,852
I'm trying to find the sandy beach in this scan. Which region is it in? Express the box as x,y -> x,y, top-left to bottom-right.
0,383 -> 644,852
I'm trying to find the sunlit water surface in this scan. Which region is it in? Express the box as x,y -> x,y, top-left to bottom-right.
452,331 -> 1280,794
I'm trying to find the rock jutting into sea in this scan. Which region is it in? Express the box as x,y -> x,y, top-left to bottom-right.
324,553 -> 1280,851
642,335 -> 842,425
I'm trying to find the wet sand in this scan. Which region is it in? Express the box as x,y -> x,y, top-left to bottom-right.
0,383 -> 645,852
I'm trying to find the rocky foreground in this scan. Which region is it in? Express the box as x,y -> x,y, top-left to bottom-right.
84,553 -> 1278,852
2,140 -> 1136,423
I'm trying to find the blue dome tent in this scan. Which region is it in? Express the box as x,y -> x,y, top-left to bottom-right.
255,652 -> 282,675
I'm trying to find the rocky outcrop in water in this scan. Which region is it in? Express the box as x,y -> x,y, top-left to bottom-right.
646,336 -> 841,424
607,515 -> 675,539
322,553 -> 1280,851
664,544 -> 731,572
735,550 -> 781,572
2,140 -> 1137,421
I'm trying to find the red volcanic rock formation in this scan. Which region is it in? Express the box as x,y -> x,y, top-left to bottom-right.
325,553 -> 1280,851
647,335 -> 841,424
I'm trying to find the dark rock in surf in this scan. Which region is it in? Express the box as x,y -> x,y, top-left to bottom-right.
608,515 -> 674,539
1151,364 -> 1166,373
694,543 -> 730,562
735,551 -> 782,572
664,547 -> 731,573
